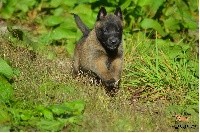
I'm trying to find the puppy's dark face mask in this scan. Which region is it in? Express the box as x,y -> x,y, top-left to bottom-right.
95,7 -> 123,52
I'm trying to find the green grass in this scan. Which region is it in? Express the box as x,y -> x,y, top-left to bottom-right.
0,30 -> 199,131
123,31 -> 198,103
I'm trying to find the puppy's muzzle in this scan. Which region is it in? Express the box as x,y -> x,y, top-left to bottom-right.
107,37 -> 120,50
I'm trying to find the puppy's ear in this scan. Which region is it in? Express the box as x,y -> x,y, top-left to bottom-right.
114,7 -> 122,20
97,7 -> 107,21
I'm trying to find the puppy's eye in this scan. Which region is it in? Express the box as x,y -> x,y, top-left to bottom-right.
117,27 -> 120,32
103,28 -> 108,33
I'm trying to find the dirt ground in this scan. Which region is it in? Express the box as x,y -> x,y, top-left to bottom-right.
0,37 -> 198,131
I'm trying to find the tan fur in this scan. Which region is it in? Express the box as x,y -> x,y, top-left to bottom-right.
73,29 -> 123,83
73,7 -> 123,96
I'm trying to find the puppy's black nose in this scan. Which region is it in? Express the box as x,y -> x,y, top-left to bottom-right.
109,37 -> 118,45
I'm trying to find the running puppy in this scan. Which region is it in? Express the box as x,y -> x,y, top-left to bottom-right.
73,7 -> 123,95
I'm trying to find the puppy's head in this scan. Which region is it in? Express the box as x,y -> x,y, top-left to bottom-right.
95,7 -> 123,52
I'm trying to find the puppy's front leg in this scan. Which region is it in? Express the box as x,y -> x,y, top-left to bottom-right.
91,55 -> 115,86
110,57 -> 123,88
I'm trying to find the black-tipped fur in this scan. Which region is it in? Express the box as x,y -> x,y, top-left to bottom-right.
114,7 -> 123,20
73,13 -> 90,36
97,7 -> 107,21
73,7 -> 123,97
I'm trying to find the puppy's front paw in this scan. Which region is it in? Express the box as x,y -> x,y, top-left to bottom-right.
105,78 -> 116,87
104,78 -> 120,88
104,78 -> 120,97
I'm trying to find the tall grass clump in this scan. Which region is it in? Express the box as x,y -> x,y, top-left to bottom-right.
122,31 -> 198,105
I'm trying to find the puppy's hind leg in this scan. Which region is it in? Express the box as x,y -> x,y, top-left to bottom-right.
72,50 -> 80,78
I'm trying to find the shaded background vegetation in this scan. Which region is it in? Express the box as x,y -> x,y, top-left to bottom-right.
0,0 -> 199,131
0,0 -> 198,54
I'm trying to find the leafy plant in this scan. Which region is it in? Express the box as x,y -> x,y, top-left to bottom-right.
122,0 -> 198,42
1,99 -> 85,131
0,58 -> 14,79
0,58 -> 85,131
0,0 -> 198,54
0,58 -> 14,104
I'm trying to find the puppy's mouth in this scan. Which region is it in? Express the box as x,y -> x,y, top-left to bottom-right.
106,37 -> 120,51
107,45 -> 118,51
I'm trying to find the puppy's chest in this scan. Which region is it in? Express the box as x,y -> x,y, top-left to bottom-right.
106,58 -> 112,70
106,56 -> 117,70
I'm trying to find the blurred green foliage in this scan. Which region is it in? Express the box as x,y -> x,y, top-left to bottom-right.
0,0 -> 198,55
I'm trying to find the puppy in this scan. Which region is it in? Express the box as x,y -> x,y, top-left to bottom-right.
73,7 -> 123,96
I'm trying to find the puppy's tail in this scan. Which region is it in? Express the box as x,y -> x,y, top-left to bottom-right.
72,13 -> 90,37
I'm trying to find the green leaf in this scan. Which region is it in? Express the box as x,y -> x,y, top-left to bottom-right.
15,0 -> 36,12
151,0 -> 164,16
137,0 -> 151,6
50,0 -> 62,7
76,0 -> 97,4
50,27 -> 76,40
137,0 -> 164,16
66,40 -> 75,57
185,105 -> 198,115
63,0 -> 78,7
0,58 -> 14,79
37,32 -> 53,46
51,105 -> 67,116
36,119 -> 64,131
181,44 -> 190,52
188,0 -> 198,12
42,109 -> 54,120
0,109 -> 10,124
141,18 -> 166,36
0,77 -> 13,103
53,7 -> 64,16
36,106 -> 54,120
67,115 -> 83,124
183,17 -> 197,30
121,0 -> 132,10
164,17 -> 180,32
50,100 -> 85,116
71,4 -> 92,15
50,27 -> 68,40
71,4 -> 94,28
20,111 -> 32,121
0,0 -> 17,19
168,45 -> 182,59
44,16 -> 64,26
64,100 -> 85,115
164,6 -> 177,16
61,18 -> 77,29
